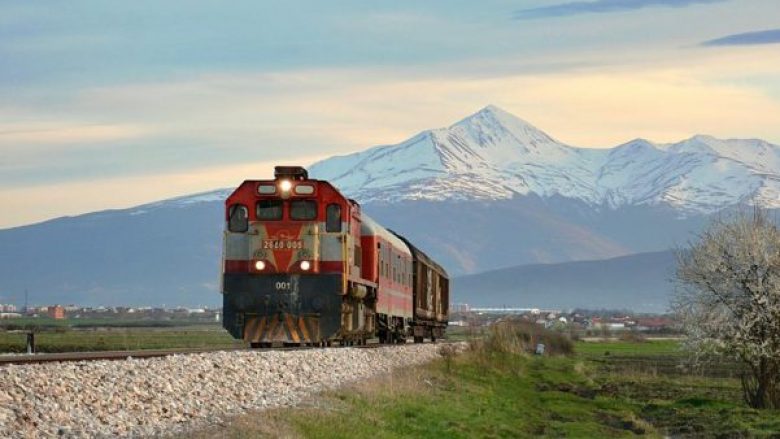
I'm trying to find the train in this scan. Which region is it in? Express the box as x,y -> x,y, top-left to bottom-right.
221,166 -> 449,346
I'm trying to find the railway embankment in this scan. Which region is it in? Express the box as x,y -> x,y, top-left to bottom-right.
0,343 -> 465,438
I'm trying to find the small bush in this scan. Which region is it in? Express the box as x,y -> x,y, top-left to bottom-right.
475,321 -> 573,356
544,331 -> 574,356
619,331 -> 646,343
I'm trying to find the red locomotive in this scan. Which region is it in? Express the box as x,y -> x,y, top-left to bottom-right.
221,166 -> 449,346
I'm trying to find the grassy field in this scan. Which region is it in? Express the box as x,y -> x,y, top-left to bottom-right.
186,330 -> 780,438
574,339 -> 681,357
0,316 -> 219,329
0,325 -> 244,353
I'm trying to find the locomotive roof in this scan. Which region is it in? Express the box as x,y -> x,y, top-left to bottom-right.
389,230 -> 449,279
360,214 -> 412,257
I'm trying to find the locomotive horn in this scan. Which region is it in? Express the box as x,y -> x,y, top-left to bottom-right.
274,166 -> 308,181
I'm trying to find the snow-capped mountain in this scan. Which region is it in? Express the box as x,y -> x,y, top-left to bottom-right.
310,105 -> 780,213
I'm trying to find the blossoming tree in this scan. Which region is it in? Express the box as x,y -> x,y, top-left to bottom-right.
675,209 -> 780,409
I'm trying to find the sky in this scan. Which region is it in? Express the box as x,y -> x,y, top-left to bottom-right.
1,0 -> 779,228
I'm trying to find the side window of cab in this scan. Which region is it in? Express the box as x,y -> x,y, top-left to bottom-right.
228,204 -> 248,232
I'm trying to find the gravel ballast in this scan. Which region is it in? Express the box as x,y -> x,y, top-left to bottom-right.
0,344 -> 460,438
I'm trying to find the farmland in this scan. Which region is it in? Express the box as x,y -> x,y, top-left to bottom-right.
0,324 -> 242,353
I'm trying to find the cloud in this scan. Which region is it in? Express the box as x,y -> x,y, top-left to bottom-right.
0,123 -> 150,145
514,0 -> 726,20
701,28 -> 780,46
2,44 -> 780,191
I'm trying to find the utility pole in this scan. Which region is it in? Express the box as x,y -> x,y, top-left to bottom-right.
23,289 -> 34,354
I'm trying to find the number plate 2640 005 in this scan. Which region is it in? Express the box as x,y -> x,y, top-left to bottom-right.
262,239 -> 303,250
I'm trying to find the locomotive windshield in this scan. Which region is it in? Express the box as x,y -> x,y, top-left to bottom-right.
290,200 -> 317,220
257,199 -> 283,220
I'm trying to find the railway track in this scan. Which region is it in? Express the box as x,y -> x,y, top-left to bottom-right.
0,339 -> 443,366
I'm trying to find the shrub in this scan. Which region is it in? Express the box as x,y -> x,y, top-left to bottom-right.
475,321 -> 573,356
618,331 -> 646,343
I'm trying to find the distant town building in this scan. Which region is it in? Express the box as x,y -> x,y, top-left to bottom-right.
450,303 -> 471,313
47,305 -> 65,320
472,307 -> 560,315
634,317 -> 675,332
0,312 -> 22,319
0,304 -> 17,312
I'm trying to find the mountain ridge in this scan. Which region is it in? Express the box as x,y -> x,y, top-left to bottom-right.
452,250 -> 676,313
309,105 -> 780,213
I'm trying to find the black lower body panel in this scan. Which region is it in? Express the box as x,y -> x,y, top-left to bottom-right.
222,273 -> 343,343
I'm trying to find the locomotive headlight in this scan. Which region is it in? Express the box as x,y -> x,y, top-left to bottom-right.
300,260 -> 311,271
279,180 -> 292,192
254,260 -> 266,271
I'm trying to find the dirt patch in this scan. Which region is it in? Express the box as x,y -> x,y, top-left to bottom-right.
535,382 -> 598,399
596,412 -> 647,435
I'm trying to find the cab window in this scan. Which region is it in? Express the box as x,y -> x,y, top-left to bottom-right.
290,200 -> 317,220
326,203 -> 342,232
228,204 -> 248,232
257,200 -> 283,220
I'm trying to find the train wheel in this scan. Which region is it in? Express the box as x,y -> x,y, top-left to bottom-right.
414,336 -> 423,343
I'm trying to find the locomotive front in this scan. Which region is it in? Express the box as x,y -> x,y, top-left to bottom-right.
221,166 -> 357,346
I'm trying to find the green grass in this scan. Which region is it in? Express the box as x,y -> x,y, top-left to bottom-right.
575,339 -> 681,357
0,327 -> 244,353
441,325 -> 485,341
